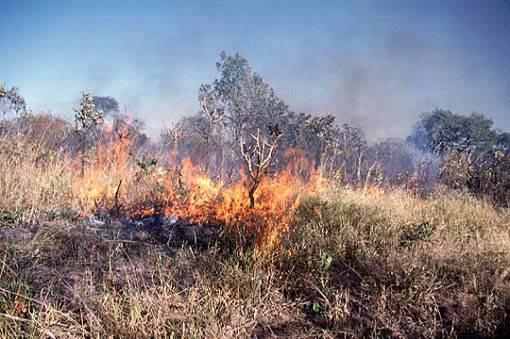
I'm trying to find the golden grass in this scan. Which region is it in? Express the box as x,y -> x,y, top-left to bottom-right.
282,186 -> 510,337
0,135 -> 74,224
1,136 -> 510,337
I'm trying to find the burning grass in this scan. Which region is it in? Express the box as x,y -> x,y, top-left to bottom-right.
70,135 -> 320,251
1,134 -> 510,338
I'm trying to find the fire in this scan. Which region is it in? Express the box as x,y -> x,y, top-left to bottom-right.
71,128 -> 319,252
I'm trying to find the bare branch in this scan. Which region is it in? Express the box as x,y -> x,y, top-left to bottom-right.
239,127 -> 283,208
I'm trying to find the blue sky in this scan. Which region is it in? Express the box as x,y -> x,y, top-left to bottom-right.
1,0 -> 509,138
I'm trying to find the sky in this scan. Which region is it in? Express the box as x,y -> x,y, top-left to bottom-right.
1,0 -> 509,139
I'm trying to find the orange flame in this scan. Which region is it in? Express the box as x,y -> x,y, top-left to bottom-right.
72,129 -> 318,252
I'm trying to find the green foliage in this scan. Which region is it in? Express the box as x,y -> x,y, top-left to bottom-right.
0,83 -> 27,119
0,210 -> 20,226
136,156 -> 158,174
319,250 -> 333,272
73,91 -> 104,175
408,109 -> 497,155
409,109 -> 510,206
92,96 -> 119,115
310,301 -> 325,315
399,221 -> 435,247
188,52 -> 379,184
200,52 -> 289,143
73,91 -> 103,131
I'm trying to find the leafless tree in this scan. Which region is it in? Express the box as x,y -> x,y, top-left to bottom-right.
199,94 -> 224,174
112,114 -> 143,143
240,127 -> 283,208
163,121 -> 190,165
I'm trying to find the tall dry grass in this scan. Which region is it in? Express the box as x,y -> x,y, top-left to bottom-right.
282,186 -> 510,337
1,134 -> 510,337
0,135 -> 75,225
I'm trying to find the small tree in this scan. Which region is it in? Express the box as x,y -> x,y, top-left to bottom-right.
92,96 -> 120,115
111,114 -> 143,143
73,91 -> 103,176
163,121 -> 190,163
240,126 -> 283,208
198,86 -> 224,173
0,83 -> 27,121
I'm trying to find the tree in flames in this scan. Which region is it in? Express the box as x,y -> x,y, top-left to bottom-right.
240,125 -> 283,208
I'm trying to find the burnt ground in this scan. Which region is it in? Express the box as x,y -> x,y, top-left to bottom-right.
1,214 -> 222,250
86,215 -> 222,249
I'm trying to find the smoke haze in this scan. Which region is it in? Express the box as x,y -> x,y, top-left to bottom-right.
1,0 -> 509,139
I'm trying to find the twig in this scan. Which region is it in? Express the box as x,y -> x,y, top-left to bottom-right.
113,179 -> 123,216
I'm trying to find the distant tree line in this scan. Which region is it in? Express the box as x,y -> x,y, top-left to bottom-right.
408,109 -> 510,205
163,52 -> 437,192
1,52 -> 509,206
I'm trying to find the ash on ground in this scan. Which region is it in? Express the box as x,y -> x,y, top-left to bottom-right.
86,214 -> 220,249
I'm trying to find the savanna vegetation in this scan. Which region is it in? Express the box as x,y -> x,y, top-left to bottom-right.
1,53 -> 509,338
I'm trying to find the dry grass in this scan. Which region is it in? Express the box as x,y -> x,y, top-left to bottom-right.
282,187 -> 510,337
1,137 -> 510,338
1,224 -> 317,338
0,135 -> 75,225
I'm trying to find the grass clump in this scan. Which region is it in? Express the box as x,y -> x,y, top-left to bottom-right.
0,136 -> 75,225
280,188 -> 510,337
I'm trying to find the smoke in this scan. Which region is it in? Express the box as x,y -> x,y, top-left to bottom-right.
58,2 -> 509,141
261,27 -> 498,141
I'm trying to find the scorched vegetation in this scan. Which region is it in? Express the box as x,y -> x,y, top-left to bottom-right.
1,53 -> 510,338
